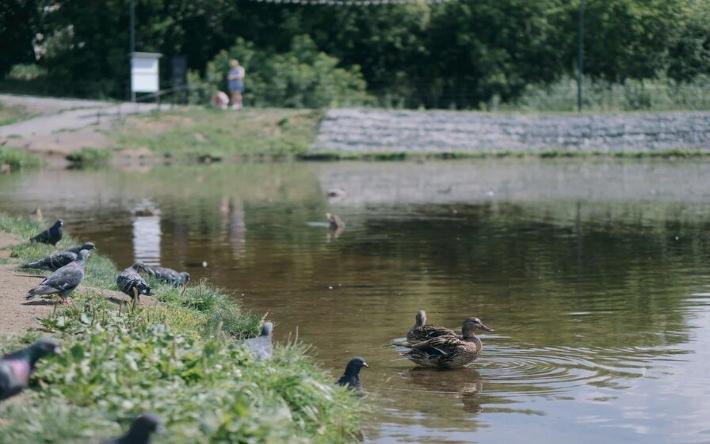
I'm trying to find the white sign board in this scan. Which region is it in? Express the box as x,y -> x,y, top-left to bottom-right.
131,52 -> 161,94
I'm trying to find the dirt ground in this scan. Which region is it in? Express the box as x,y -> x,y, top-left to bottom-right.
0,232 -> 154,338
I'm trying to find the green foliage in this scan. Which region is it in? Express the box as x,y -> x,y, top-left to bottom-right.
6,63 -> 47,81
0,147 -> 42,170
65,147 -> 112,166
193,35 -> 371,108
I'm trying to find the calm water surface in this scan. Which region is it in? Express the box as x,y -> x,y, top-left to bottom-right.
2,160 -> 710,443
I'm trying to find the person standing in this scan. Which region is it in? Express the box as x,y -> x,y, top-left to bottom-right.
228,59 -> 245,110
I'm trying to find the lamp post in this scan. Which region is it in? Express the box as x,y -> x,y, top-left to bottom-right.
130,0 -> 136,101
577,0 -> 584,112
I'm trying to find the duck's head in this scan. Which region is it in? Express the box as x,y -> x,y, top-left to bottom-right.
344,357 -> 369,376
415,310 -> 427,327
462,317 -> 494,336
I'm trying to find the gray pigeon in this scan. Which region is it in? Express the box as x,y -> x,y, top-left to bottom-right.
244,322 -> 273,360
29,219 -> 63,246
21,242 -> 95,271
133,262 -> 190,287
117,265 -> 152,307
0,338 -> 60,401
25,249 -> 90,304
101,413 -> 162,444
336,357 -> 368,391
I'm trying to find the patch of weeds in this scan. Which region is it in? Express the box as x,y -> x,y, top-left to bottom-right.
0,147 -> 42,171
65,147 -> 112,167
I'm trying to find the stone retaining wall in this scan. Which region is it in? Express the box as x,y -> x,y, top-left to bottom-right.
314,108 -> 710,153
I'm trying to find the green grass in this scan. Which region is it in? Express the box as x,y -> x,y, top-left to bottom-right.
65,147 -> 112,167
0,214 -> 362,443
111,107 -> 323,161
0,147 -> 42,171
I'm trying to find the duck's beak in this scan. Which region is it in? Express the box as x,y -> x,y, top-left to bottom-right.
479,322 -> 494,332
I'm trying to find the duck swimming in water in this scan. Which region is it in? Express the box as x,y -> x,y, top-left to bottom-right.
406,309 -> 456,344
403,317 -> 493,369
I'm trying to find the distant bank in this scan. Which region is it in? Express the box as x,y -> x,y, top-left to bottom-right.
313,109 -> 710,156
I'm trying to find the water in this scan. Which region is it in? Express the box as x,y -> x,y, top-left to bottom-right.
2,159 -> 710,443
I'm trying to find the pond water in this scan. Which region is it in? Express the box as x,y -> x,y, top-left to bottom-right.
2,159 -> 710,443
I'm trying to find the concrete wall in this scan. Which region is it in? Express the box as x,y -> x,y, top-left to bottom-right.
314,108 -> 710,153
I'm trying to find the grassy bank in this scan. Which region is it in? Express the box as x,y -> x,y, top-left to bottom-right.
0,214 -> 361,443
111,107 -> 323,161
0,147 -> 43,171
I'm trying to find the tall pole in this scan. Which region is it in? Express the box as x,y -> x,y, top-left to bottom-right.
130,0 -> 136,101
577,0 -> 584,112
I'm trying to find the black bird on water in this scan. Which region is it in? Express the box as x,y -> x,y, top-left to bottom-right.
336,357 -> 369,391
21,242 -> 95,271
101,413 -> 163,444
0,338 -> 61,402
30,219 -> 63,246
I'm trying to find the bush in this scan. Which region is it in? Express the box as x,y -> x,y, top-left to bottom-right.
190,36 -> 371,108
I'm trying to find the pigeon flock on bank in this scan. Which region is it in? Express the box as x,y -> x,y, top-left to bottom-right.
2,214 -> 493,442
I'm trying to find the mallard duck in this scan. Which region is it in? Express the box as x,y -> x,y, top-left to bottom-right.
403,317 -> 494,369
406,309 -> 457,344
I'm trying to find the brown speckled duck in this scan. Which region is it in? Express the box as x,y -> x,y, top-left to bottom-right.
406,310 -> 456,344
403,317 -> 494,369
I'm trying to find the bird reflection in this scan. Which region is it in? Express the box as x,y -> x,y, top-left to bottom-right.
407,367 -> 484,414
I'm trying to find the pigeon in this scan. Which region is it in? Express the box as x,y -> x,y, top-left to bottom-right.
133,262 -> 190,287
25,249 -> 90,304
326,213 -> 345,231
101,413 -> 162,444
29,219 -> 63,246
117,265 -> 152,308
0,338 -> 60,401
336,357 -> 368,391
244,322 -> 273,360
21,242 -> 95,271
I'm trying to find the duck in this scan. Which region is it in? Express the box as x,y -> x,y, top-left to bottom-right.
403,317 -> 493,369
406,309 -> 456,344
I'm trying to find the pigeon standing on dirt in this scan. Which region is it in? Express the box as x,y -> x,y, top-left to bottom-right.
101,413 -> 163,444
117,264 -> 152,308
245,322 -> 274,360
133,262 -> 190,287
336,357 -> 369,391
25,249 -> 90,304
29,219 -> 63,246
21,242 -> 95,271
0,338 -> 60,401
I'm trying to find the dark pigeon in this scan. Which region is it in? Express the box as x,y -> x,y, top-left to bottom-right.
29,219 -> 63,246
25,249 -> 90,304
117,265 -> 152,307
0,338 -> 60,401
21,242 -> 95,271
336,357 -> 368,391
101,413 -> 162,444
244,322 -> 273,360
133,262 -> 190,287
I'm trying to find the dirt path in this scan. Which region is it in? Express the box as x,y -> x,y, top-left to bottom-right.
0,232 -> 154,337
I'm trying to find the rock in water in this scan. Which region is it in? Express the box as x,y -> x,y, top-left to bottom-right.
25,249 -> 90,303
117,265 -> 152,305
0,338 -> 60,401
21,242 -> 95,271
245,322 -> 274,360
133,262 -> 190,287
336,357 -> 368,391
101,413 -> 162,444
29,219 -> 63,246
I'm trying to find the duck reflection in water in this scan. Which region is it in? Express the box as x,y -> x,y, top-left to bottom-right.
407,367 -> 484,414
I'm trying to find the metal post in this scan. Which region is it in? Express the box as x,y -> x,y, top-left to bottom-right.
577,0 -> 584,112
130,0 -> 136,102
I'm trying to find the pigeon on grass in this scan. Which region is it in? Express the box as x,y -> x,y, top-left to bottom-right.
101,413 -> 163,444
336,357 -> 368,391
29,219 -> 63,246
133,262 -> 190,287
21,242 -> 95,271
117,265 -> 152,309
244,322 -> 273,360
25,249 -> 90,307
0,338 -> 60,401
